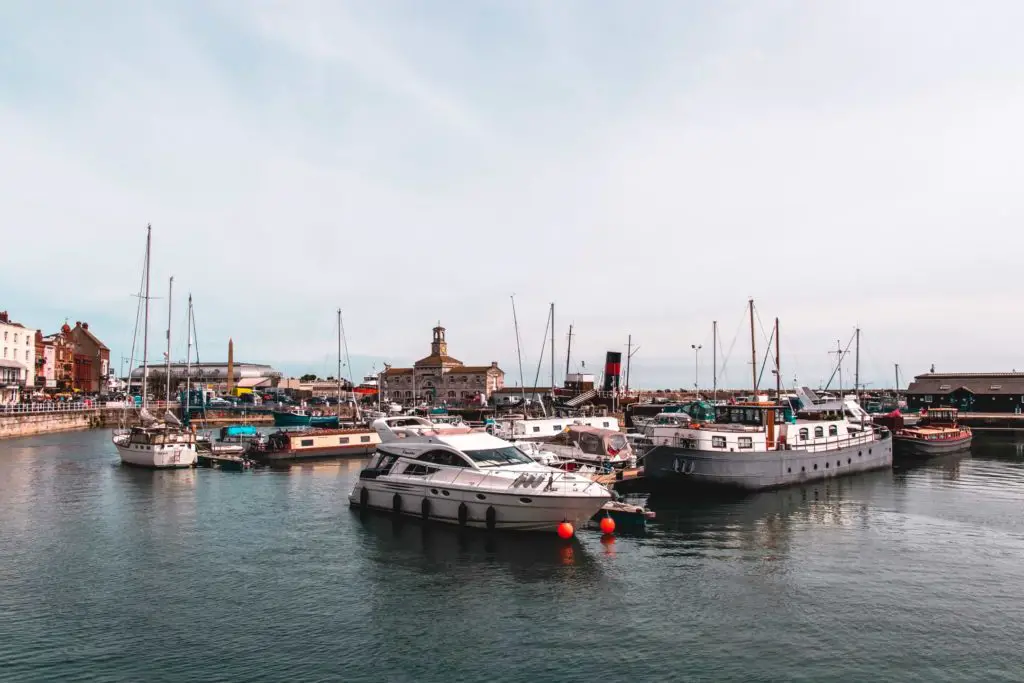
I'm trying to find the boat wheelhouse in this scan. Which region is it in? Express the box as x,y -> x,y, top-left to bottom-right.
643,401 -> 892,490
491,415 -> 620,441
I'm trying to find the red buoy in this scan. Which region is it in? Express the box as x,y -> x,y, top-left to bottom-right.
557,521 -> 574,539
599,516 -> 616,535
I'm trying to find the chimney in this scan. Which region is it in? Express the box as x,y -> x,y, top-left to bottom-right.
82,322 -> 89,330
602,351 -> 622,393
0,311 -> 8,323
75,321 -> 81,328
226,339 -> 234,395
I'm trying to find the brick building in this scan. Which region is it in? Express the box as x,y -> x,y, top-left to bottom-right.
68,322 -> 110,393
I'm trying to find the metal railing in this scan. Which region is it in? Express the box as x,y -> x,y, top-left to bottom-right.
647,427 -> 888,454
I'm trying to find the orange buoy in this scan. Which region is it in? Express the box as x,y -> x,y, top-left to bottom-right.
599,516 -> 616,535
557,521 -> 574,539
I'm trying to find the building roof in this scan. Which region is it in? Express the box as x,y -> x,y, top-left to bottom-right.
414,354 -> 463,367
450,365 -> 503,374
492,386 -> 551,395
383,368 -> 414,376
71,323 -> 109,351
907,372 -> 1024,396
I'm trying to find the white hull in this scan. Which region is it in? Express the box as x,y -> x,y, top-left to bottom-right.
115,439 -> 197,468
350,480 -> 606,532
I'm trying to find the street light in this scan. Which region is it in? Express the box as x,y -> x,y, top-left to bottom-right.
691,344 -> 702,395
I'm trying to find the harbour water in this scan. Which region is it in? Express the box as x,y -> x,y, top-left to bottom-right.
2,431 -> 1024,682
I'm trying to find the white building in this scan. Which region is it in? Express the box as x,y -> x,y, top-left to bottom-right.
0,311 -> 36,403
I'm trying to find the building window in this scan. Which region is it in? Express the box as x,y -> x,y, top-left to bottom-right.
814,426 -> 824,438
13,333 -> 17,343
712,436 -> 727,448
738,437 -> 753,449
924,395 -> 933,403
3,348 -> 6,358
828,425 -> 838,437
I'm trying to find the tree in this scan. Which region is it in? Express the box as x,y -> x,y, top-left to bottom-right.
300,374 -> 318,382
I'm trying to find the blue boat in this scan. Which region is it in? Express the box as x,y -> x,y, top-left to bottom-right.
272,410 -> 340,428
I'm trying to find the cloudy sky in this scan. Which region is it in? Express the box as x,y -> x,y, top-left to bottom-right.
2,1 -> 1022,390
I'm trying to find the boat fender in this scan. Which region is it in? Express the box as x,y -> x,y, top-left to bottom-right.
486,506 -> 496,531
392,493 -> 402,514
458,502 -> 469,526
421,497 -> 430,521
359,486 -> 369,509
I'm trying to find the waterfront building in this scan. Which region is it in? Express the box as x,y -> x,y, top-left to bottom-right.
907,372 -> 1024,413
40,324 -> 75,390
130,362 -> 282,395
0,311 -> 36,403
382,325 -> 504,406
68,322 -> 110,393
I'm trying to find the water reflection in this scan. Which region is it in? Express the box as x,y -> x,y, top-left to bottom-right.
352,509 -> 603,585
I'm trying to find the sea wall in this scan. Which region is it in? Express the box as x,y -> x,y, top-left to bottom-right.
0,411 -> 101,440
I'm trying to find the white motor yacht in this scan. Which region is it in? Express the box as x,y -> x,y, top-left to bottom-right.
349,418 -> 611,533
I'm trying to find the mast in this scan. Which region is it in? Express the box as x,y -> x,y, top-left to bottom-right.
749,298 -> 757,394
164,276 -> 173,405
712,320 -> 718,402
895,363 -> 900,396
511,295 -> 526,407
550,303 -> 555,399
854,327 -> 861,401
337,308 -> 342,413
625,334 -> 632,394
836,339 -> 844,398
141,225 -> 151,407
185,294 -> 192,421
775,317 -> 781,399
565,325 -> 573,380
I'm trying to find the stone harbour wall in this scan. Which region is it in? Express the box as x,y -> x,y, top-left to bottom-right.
0,411 -> 101,440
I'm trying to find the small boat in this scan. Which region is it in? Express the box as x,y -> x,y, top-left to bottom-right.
590,498 -> 655,534
515,425 -> 634,470
250,427 -> 380,461
349,418 -> 612,533
114,412 -> 198,469
488,415 -> 620,441
272,408 -> 340,428
891,407 -> 972,458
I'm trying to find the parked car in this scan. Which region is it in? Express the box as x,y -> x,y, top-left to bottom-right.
208,397 -> 231,407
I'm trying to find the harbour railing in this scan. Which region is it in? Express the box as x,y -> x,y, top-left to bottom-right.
645,427 -> 889,454
0,400 -> 175,416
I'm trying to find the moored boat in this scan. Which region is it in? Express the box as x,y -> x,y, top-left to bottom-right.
891,407 -> 972,458
349,418 -> 611,533
251,427 -> 380,461
114,410 -> 198,469
272,409 -> 340,428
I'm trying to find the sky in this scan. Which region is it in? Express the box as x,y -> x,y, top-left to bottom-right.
2,1 -> 1024,390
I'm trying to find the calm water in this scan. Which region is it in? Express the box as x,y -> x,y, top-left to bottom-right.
2,431 -> 1024,682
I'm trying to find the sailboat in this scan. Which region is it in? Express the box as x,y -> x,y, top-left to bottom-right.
112,226 -> 198,468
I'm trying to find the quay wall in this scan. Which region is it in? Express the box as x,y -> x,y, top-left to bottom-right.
0,412 -> 100,440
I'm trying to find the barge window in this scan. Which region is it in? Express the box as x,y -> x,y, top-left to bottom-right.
738,437 -> 753,450
814,427 -> 824,438
533,426 -> 541,433
463,446 -> 534,467
712,436 -> 727,449
339,437 -> 349,444
301,439 -> 314,447
828,425 -> 838,437
799,428 -> 808,441
360,436 -> 371,443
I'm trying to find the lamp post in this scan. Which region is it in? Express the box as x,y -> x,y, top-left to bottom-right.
691,344 -> 702,396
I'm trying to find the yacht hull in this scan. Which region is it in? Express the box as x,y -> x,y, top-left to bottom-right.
349,480 -> 608,532
115,441 -> 198,468
643,435 -> 892,491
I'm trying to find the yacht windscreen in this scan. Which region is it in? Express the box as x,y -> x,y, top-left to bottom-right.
462,446 -> 534,467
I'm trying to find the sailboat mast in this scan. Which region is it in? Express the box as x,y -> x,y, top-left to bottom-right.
511,295 -> 526,407
625,335 -> 632,394
749,299 -> 757,394
775,317 -> 781,399
712,320 -> 718,402
337,308 -> 342,412
854,327 -> 861,401
141,225 -> 151,408
164,276 -> 173,405
565,325 -> 573,379
550,303 -> 555,399
185,295 -> 192,420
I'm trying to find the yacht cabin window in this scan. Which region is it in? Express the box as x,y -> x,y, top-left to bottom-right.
738,437 -> 753,449
799,428 -> 808,441
462,446 -> 534,467
712,436 -> 727,449
828,425 -> 838,437
418,450 -> 469,467
813,427 -> 824,438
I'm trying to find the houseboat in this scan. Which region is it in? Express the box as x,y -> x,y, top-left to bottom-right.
489,415 -> 620,441
272,408 -> 340,428
891,407 -> 972,458
642,400 -> 892,491
251,428 -> 380,461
